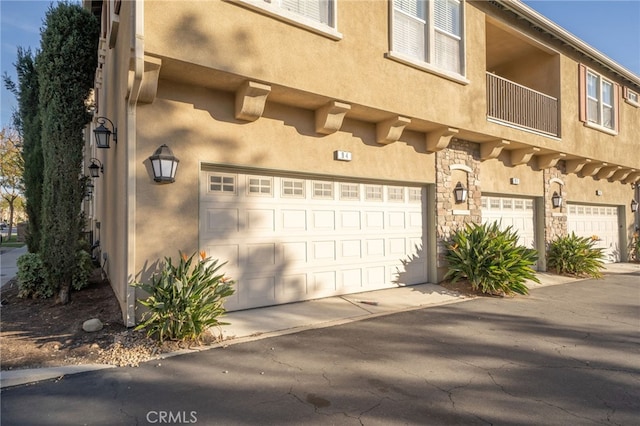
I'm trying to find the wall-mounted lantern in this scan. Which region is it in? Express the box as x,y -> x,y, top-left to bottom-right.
88,158 -> 104,178
149,144 -> 179,183
93,116 -> 117,149
551,191 -> 562,209
632,199 -> 638,213
453,181 -> 468,204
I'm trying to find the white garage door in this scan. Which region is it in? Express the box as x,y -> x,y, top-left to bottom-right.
481,196 -> 536,249
567,204 -> 620,263
200,169 -> 428,311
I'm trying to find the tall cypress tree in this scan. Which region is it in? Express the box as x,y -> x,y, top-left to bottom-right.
3,47 -> 43,253
38,2 -> 99,304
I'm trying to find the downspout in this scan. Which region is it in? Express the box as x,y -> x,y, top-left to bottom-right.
124,0 -> 144,327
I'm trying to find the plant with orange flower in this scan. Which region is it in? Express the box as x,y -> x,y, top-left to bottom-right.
134,251 -> 235,343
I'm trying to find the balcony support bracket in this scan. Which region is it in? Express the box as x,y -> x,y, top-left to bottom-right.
597,166 -> 621,180
480,139 -> 510,160
537,153 -> 566,169
580,162 -> 607,177
235,81 -> 272,122
377,116 -> 411,145
565,158 -> 591,174
510,147 -> 540,166
623,172 -> 640,184
610,169 -> 635,182
315,101 -> 351,135
425,127 -> 459,152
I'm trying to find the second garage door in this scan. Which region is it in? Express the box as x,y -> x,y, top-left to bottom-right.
481,196 -> 536,250
200,169 -> 428,311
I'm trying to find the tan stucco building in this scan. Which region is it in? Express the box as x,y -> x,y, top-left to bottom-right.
84,0 -> 640,326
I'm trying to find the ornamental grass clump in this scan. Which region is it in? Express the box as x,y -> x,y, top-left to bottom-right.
547,233 -> 604,278
134,251 -> 235,343
444,222 -> 539,295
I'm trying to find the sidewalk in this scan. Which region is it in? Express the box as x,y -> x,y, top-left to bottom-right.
1,256 -> 638,389
0,245 -> 28,288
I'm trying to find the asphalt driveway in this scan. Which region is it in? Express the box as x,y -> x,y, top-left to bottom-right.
1,272 -> 638,425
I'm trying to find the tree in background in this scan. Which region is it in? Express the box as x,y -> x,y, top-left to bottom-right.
3,47 -> 43,252
37,3 -> 99,304
0,128 -> 25,240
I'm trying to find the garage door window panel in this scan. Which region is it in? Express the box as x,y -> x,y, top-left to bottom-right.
209,173 -> 237,194
247,176 -> 273,196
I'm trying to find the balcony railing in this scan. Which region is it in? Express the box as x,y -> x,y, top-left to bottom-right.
486,72 -> 559,137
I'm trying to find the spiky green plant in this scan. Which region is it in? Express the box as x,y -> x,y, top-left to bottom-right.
444,222 -> 539,295
134,251 -> 235,343
547,232 -> 605,278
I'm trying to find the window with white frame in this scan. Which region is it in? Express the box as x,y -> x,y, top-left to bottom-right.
624,87 -> 639,107
391,0 -> 464,75
580,65 -> 618,132
261,0 -> 334,27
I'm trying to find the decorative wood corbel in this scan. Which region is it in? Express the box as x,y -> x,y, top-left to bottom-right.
235,81 -> 272,121
580,162 -> 606,177
315,101 -> 351,134
426,127 -> 459,152
596,166 -> 621,180
137,56 -> 162,104
609,169 -> 634,182
480,139 -> 509,160
537,153 -> 566,169
510,147 -> 540,166
376,116 -> 411,145
565,158 -> 591,174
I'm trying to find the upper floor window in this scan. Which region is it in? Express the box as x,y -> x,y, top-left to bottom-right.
391,0 -> 464,75
272,0 -> 333,26
234,0 -> 340,39
624,87 -> 639,107
579,65 -> 619,133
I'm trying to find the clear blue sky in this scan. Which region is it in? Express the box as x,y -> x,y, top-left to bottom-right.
1,0 -> 639,128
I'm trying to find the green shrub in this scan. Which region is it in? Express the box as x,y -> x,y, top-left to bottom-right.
547,232 -> 605,278
444,222 -> 539,295
72,249 -> 94,291
630,232 -> 640,262
134,251 -> 235,343
16,252 -> 54,299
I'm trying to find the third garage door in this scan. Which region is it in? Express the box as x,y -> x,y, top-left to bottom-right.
567,203 -> 621,263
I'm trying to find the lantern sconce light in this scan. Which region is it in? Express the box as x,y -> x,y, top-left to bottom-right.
93,116 -> 117,149
453,181 -> 468,204
149,144 -> 179,183
632,199 -> 638,213
551,191 -> 562,209
88,158 -> 104,178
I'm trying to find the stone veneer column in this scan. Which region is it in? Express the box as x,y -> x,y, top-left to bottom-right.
543,163 -> 568,248
435,139 -> 482,281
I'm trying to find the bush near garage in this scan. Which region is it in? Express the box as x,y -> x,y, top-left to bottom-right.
547,232 -> 605,278
134,251 -> 235,343
16,248 -> 97,299
629,232 -> 640,262
444,222 -> 539,296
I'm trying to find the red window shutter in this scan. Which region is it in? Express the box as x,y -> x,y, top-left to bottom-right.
578,64 -> 587,122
